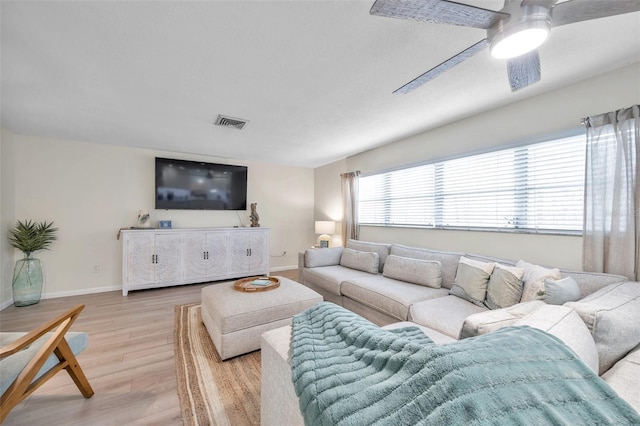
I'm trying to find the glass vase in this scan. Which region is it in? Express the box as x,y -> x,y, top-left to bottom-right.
12,253 -> 43,307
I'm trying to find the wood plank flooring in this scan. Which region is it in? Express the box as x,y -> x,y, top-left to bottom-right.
0,270 -> 298,426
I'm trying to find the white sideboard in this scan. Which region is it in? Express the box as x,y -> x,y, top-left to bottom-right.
121,227 -> 269,295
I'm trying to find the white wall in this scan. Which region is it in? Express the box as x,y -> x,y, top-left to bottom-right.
316,63 -> 640,270
2,130 -> 315,300
1,129 -> 17,308
314,159 -> 346,247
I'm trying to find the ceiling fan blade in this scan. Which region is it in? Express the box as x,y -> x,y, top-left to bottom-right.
507,50 -> 541,92
394,39 -> 488,94
551,0 -> 640,27
370,0 -> 508,29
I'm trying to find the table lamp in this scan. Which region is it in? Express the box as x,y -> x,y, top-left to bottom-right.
315,221 -> 335,248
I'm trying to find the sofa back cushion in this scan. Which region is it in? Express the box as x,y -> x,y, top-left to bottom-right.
390,245 -> 463,289
382,255 -> 442,288
346,240 -> 391,272
305,247 -> 344,268
565,281 -> 640,375
559,270 -> 628,299
340,248 -> 379,274
449,257 -> 495,306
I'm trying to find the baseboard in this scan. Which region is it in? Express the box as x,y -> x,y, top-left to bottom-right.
42,285 -> 122,300
270,265 -> 298,273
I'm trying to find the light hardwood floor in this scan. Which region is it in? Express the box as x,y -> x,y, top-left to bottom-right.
0,270 -> 298,426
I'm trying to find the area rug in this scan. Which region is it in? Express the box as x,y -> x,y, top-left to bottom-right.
174,303 -> 261,426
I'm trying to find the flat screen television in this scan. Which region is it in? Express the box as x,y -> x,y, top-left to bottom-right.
155,157 -> 248,210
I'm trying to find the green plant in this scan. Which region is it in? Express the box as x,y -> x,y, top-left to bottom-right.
8,220 -> 58,257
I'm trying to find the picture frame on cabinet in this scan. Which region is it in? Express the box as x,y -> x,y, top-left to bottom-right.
159,220 -> 172,229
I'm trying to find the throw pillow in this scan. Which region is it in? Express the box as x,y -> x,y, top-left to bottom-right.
484,263 -> 525,310
339,248 -> 379,274
382,255 -> 442,288
516,260 -> 561,302
543,277 -> 581,305
449,257 -> 495,306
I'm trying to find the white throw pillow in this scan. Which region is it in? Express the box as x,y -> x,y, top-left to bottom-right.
516,260 -> 561,302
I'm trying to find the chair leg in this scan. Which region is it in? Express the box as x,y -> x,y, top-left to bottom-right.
54,340 -> 94,398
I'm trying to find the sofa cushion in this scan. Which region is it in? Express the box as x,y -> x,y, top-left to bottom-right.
449,257 -> 495,307
382,255 -> 442,288
565,281 -> 640,374
601,344 -> 640,414
459,301 -> 546,339
304,247 -> 343,268
559,270 -> 628,299
340,248 -> 379,274
514,305 -> 600,374
485,264 -> 524,310
302,265 -> 374,296
409,295 -> 488,338
517,260 -> 561,302
543,276 -> 581,305
346,240 -> 391,272
341,275 -> 449,321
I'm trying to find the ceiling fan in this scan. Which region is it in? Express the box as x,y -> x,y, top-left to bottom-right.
370,0 -> 640,93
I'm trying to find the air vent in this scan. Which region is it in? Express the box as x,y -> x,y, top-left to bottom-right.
214,115 -> 248,130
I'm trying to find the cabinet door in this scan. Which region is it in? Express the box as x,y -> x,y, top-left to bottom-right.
183,233 -> 207,280
229,231 -> 252,273
126,234 -> 156,285
154,234 -> 182,284
204,232 -> 228,277
247,231 -> 268,273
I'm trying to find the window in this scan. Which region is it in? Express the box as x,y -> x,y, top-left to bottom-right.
359,134 -> 586,234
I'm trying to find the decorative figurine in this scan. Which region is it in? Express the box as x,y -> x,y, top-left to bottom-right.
136,210 -> 151,228
250,203 -> 260,227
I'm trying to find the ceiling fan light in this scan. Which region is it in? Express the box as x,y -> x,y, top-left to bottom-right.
491,22 -> 550,59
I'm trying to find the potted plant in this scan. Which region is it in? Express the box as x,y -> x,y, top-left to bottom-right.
8,220 -> 58,306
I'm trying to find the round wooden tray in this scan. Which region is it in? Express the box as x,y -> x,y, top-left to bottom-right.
233,276 -> 280,292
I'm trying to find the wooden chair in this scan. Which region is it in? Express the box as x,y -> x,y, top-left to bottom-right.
0,304 -> 94,423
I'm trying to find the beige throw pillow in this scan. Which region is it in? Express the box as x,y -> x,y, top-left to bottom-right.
449,257 -> 495,306
485,263 -> 525,310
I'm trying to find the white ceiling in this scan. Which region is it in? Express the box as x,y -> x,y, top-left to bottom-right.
1,1 -> 639,168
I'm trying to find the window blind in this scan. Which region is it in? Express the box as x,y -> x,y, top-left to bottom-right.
359,134 -> 586,234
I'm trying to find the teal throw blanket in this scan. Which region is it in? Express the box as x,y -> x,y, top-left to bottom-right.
291,302 -> 640,426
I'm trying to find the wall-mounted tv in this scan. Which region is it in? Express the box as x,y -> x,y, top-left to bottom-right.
155,157 -> 248,211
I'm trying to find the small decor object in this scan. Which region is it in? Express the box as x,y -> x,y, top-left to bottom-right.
234,276 -> 280,292
249,203 -> 260,227
315,220 -> 335,248
136,210 -> 151,228
8,220 -> 58,307
159,220 -> 172,229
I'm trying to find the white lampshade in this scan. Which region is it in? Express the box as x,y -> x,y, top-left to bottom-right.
315,221 -> 336,235
314,221 -> 335,248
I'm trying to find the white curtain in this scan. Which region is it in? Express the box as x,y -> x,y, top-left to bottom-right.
341,171 -> 360,245
582,105 -> 639,280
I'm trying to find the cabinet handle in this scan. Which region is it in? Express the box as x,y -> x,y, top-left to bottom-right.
249,248 -> 252,256
203,252 -> 206,260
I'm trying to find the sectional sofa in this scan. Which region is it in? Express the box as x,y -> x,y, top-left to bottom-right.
259,239 -> 640,425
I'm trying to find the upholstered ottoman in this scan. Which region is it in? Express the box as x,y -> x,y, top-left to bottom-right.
201,277 -> 322,360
